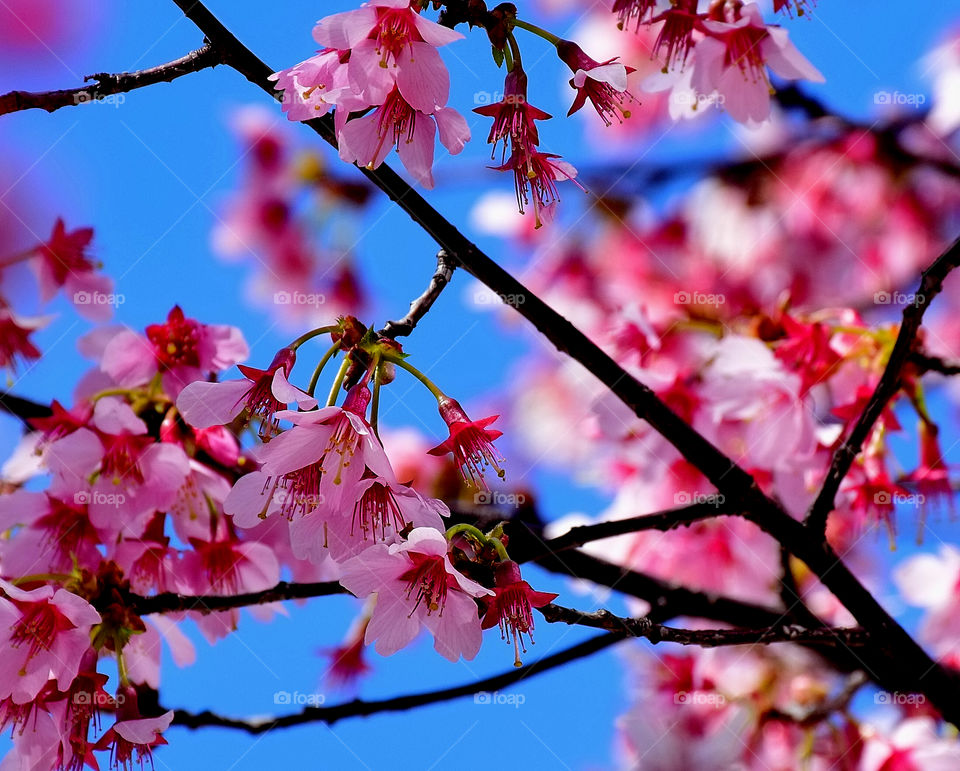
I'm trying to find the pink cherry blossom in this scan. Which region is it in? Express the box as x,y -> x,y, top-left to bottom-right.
557,40 -> 635,125
0,580 -> 100,704
176,347 -> 316,435
338,527 -> 493,661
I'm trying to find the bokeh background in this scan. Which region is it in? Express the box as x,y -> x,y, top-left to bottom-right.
1,1 -> 959,768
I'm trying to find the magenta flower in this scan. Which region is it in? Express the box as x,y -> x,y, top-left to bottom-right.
271,48 -> 352,122
338,527 -> 493,661
492,148 -> 581,228
31,218 -> 115,322
427,396 -> 505,490
99,306 -> 249,398
0,309 -> 43,373
337,86 -> 470,188
0,580 -> 100,704
481,560 -> 558,667
224,386 -> 392,528
95,685 -> 173,771
557,40 -> 635,125
176,347 -> 316,434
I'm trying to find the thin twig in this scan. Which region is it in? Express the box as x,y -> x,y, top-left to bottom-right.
378,250 -> 457,338
131,581 -> 346,615
0,44 -> 223,116
170,631 -> 625,733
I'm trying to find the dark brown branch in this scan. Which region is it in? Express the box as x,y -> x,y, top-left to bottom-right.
378,249 -> 456,338
539,502 -> 730,554
910,351 -> 960,377
131,581 -> 346,615
0,44 -> 223,117
806,236 -> 960,535
538,604 -> 870,648
0,392 -> 52,424
170,631 -> 624,733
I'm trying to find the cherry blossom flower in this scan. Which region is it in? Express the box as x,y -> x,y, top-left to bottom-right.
337,85 -> 470,188
31,218 -> 114,322
693,2 -> 824,124
557,40 -> 635,125
481,560 -> 557,667
99,306 -> 248,398
894,545 -> 960,669
95,686 -> 173,771
338,527 -> 493,661
0,309 -> 44,372
176,347 -> 316,434
859,718 -> 960,770
427,396 -> 505,489
270,48 -> 351,122
0,580 -> 100,704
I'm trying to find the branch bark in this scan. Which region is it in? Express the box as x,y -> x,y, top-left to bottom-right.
538,604 -> 870,648
378,249 -> 456,338
0,44 -> 223,116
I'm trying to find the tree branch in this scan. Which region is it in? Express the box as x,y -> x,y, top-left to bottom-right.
538,603 -> 869,648
170,631 -> 624,733
538,502 -> 730,555
910,351 -> 960,377
130,581 -> 346,615
806,235 -> 960,535
378,249 -> 456,338
0,392 -> 52,425
0,44 -> 223,117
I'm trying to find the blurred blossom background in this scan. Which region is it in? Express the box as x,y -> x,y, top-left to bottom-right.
1,0 -> 960,768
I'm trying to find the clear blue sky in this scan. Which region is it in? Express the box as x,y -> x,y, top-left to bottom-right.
0,2 -> 958,769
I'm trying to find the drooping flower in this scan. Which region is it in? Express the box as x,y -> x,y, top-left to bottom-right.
0,309 -> 43,372
493,148 -> 581,228
94,685 -> 173,771
481,560 -> 557,667
337,85 -> 470,188
611,0 -> 658,31
427,396 -> 505,489
557,40 -> 635,125
176,347 -> 316,435
338,527 -> 493,661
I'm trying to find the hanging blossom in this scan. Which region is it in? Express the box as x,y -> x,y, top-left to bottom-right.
475,67 -> 580,227
272,0 -> 471,188
556,39 -> 636,126
636,0 -> 824,124
427,395 -> 505,490
338,527 -> 493,662
481,560 -> 557,667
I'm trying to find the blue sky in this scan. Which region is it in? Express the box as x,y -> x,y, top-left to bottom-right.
1,1 -> 959,769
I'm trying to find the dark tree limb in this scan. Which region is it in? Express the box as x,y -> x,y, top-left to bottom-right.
131,581 -> 346,615
806,236 -> 960,535
0,44 -> 223,116
170,631 -> 624,733
538,604 -> 870,648
537,502 -> 731,555
910,351 -> 960,377
0,392 -> 52,425
378,250 -> 457,338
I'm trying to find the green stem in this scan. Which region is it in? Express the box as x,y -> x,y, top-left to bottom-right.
289,325 -> 337,351
387,356 -> 445,401
445,523 -> 490,546
326,356 -> 351,408
370,354 -> 382,441
488,536 -> 510,561
503,39 -> 515,72
506,30 -> 523,69
512,18 -> 563,46
307,340 -> 342,397
11,573 -> 73,585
